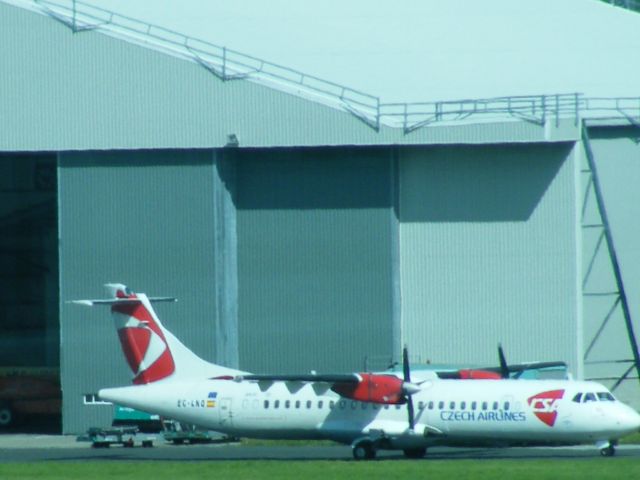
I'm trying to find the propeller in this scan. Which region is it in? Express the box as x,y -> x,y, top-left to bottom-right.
498,343 -> 510,379
402,345 -> 416,430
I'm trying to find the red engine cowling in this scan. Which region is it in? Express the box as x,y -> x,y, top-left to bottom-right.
458,369 -> 502,380
331,373 -> 406,404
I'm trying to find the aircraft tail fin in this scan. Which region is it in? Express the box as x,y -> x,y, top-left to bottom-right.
70,283 -> 244,384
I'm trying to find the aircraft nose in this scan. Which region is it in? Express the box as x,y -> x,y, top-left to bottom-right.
618,405 -> 640,434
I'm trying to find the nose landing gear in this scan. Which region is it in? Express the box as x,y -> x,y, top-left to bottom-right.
600,445 -> 616,457
597,440 -> 617,457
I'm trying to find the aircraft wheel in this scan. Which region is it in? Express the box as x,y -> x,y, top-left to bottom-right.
352,441 -> 376,460
403,447 -> 426,459
600,445 -> 615,457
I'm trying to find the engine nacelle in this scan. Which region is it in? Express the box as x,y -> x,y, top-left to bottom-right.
456,369 -> 502,380
331,373 -> 406,404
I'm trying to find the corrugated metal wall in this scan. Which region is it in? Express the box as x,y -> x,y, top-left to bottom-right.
399,144 -> 578,368
582,126 -> 640,408
58,149 -> 235,433
234,147 -> 397,373
0,1 -> 576,151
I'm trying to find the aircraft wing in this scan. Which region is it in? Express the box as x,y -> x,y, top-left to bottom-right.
436,361 -> 567,379
229,372 -> 418,405
236,374 -> 360,384
496,360 -> 567,372
478,360 -> 567,375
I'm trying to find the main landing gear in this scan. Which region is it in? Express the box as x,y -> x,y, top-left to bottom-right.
351,440 -> 427,460
352,440 -> 376,460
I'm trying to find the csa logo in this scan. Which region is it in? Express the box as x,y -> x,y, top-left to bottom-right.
528,389 -> 564,427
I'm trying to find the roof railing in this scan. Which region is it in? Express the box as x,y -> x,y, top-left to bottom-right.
13,0 -> 640,133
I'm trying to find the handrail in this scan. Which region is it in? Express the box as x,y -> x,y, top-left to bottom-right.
8,0 -> 640,132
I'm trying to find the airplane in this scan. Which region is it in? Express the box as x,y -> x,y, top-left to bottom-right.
71,284 -> 640,460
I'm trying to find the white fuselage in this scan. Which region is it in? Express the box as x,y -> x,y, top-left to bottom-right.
100,377 -> 640,449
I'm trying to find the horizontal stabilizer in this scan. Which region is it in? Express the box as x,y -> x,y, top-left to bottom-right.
69,297 -> 177,307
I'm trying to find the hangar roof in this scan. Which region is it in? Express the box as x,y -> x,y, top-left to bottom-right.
1,0 -> 639,148
55,0 -> 640,103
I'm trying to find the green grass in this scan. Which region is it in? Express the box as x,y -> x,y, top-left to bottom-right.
1,459 -> 639,480
620,431 -> 640,444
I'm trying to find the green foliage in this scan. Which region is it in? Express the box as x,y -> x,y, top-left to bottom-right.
1,459 -> 640,480
620,431 -> 640,444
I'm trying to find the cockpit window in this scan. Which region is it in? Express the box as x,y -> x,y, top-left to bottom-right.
597,392 -> 615,402
572,393 -> 582,403
583,392 -> 596,402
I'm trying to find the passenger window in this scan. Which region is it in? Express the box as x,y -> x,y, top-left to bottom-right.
482,402 -> 488,411
361,403 -> 367,410
372,403 -> 379,410
395,404 -> 401,410
339,400 -> 346,409
329,401 -> 335,409
384,405 -> 389,410
471,401 -> 477,411
418,401 -> 425,410
306,400 -> 312,409
318,401 -> 323,409
504,401 -> 510,411
285,400 -> 290,409
352,401 -> 358,410
295,400 -> 301,409
583,392 -> 596,403
428,401 -> 434,410
438,401 -> 444,410
597,392 -> 615,401
572,393 -> 582,403
449,401 -> 455,410
460,401 -> 466,410
274,400 -> 280,409
492,401 -> 498,410
264,400 -> 269,409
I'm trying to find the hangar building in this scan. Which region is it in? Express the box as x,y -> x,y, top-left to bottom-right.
1,0 -> 639,433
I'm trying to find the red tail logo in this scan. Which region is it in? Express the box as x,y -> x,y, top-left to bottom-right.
528,389 -> 564,427
111,292 -> 175,384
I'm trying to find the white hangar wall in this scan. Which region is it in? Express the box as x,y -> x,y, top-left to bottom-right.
399,144 -> 579,369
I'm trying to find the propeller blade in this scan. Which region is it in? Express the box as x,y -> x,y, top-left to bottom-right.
498,343 -> 509,379
403,346 -> 411,384
407,395 -> 415,430
403,345 -> 415,430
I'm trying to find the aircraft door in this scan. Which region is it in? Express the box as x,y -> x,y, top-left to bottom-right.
218,398 -> 233,427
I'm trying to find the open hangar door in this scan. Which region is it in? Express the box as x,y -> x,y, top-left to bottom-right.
0,152 -> 59,432
57,150 -> 232,434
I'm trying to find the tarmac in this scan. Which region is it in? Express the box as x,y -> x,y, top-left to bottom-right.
1,434 -> 640,462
